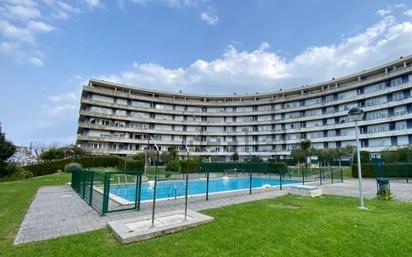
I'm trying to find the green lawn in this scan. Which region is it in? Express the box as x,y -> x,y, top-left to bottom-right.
1,173 -> 412,257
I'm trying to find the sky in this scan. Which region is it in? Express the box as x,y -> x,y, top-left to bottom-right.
1,0 -> 412,147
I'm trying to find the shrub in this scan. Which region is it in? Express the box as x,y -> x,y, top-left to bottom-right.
64,162 -> 82,173
180,159 -> 201,173
116,158 -> 144,172
165,160 -> 180,172
25,156 -> 121,177
351,163 -> 375,178
0,164 -> 33,181
377,190 -> 393,201
269,162 -> 287,174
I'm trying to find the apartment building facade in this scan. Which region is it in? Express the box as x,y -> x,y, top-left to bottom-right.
77,56 -> 412,160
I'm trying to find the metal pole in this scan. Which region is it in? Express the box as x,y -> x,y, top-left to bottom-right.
206,171 -> 209,200
151,151 -> 159,227
249,171 -> 252,194
279,170 -> 283,190
184,173 -> 189,220
355,121 -> 365,209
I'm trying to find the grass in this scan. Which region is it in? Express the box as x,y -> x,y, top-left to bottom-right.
1,173 -> 412,257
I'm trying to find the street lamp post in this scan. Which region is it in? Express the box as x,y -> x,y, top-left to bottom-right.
347,107 -> 366,209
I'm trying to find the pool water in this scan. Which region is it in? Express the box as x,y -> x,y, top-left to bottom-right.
109,177 -> 300,202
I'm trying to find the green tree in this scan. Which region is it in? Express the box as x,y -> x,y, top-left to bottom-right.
231,152 -> 239,162
39,148 -> 65,161
0,130 -> 16,176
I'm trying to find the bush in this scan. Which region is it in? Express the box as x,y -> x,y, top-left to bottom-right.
64,162 -> 82,173
165,160 -> 180,172
116,158 -> 144,172
180,159 -> 201,173
25,156 -> 121,177
269,162 -> 287,174
351,163 -> 375,178
0,164 -> 33,181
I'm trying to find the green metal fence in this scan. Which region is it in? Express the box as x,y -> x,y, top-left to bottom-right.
373,161 -> 410,183
71,169 -> 143,215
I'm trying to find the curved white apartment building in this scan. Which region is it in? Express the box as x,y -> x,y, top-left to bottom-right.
77,56 -> 412,160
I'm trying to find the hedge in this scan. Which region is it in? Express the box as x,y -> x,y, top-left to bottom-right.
351,163 -> 376,178
165,160 -> 180,172
116,158 -> 144,172
180,160 -> 201,173
24,156 -> 143,177
268,162 -> 287,174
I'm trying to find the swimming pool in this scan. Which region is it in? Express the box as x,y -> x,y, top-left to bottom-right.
109,177 -> 300,202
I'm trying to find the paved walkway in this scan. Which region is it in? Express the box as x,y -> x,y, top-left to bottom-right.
14,179 -> 412,244
14,185 -> 288,244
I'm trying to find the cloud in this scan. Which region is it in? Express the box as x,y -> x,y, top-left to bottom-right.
200,7 -> 218,25
3,0 -> 41,20
28,56 -> 44,66
405,9 -> 412,17
44,90 -> 81,117
0,0 -> 83,66
377,9 -> 391,16
96,14 -> 412,94
127,0 -> 201,8
84,0 -> 103,9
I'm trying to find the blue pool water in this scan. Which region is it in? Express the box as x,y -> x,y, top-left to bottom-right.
110,177 -> 300,202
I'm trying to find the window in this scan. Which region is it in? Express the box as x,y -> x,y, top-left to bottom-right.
395,121 -> 407,130
394,106 -> 407,116
324,95 -> 335,103
304,97 -> 321,106
338,90 -> 357,100
284,101 -> 300,108
364,82 -> 386,94
365,96 -> 387,107
393,92 -> 404,101
369,138 -> 391,147
367,124 -> 389,133
132,101 -> 150,108
365,109 -> 388,120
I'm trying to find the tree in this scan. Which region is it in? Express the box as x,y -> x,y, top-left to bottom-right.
168,146 -> 179,160
39,148 -> 65,161
290,140 -> 314,168
231,152 -> 239,162
0,130 -> 16,176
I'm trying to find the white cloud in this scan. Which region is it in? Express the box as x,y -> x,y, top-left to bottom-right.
3,1 -> 41,20
405,9 -> 412,17
200,7 -> 218,25
0,19 -> 35,44
96,14 -> 412,94
85,0 -> 102,9
27,20 -> 55,32
29,56 -> 44,66
128,0 -> 201,8
0,0 -> 82,66
45,90 -> 81,117
377,9 -> 391,16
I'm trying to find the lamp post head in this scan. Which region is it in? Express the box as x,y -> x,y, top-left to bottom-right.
347,107 -> 364,122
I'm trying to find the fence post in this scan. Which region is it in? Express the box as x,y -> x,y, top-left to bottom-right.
249,171 -> 252,195
330,166 -> 334,184
319,166 -> 322,185
279,170 -> 283,190
89,172 -> 94,206
135,173 -> 142,211
206,171 -> 210,200
302,167 -> 305,185
184,173 -> 189,220
340,166 -> 343,183
82,171 -> 87,199
102,173 -> 110,215
406,164 -> 409,183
